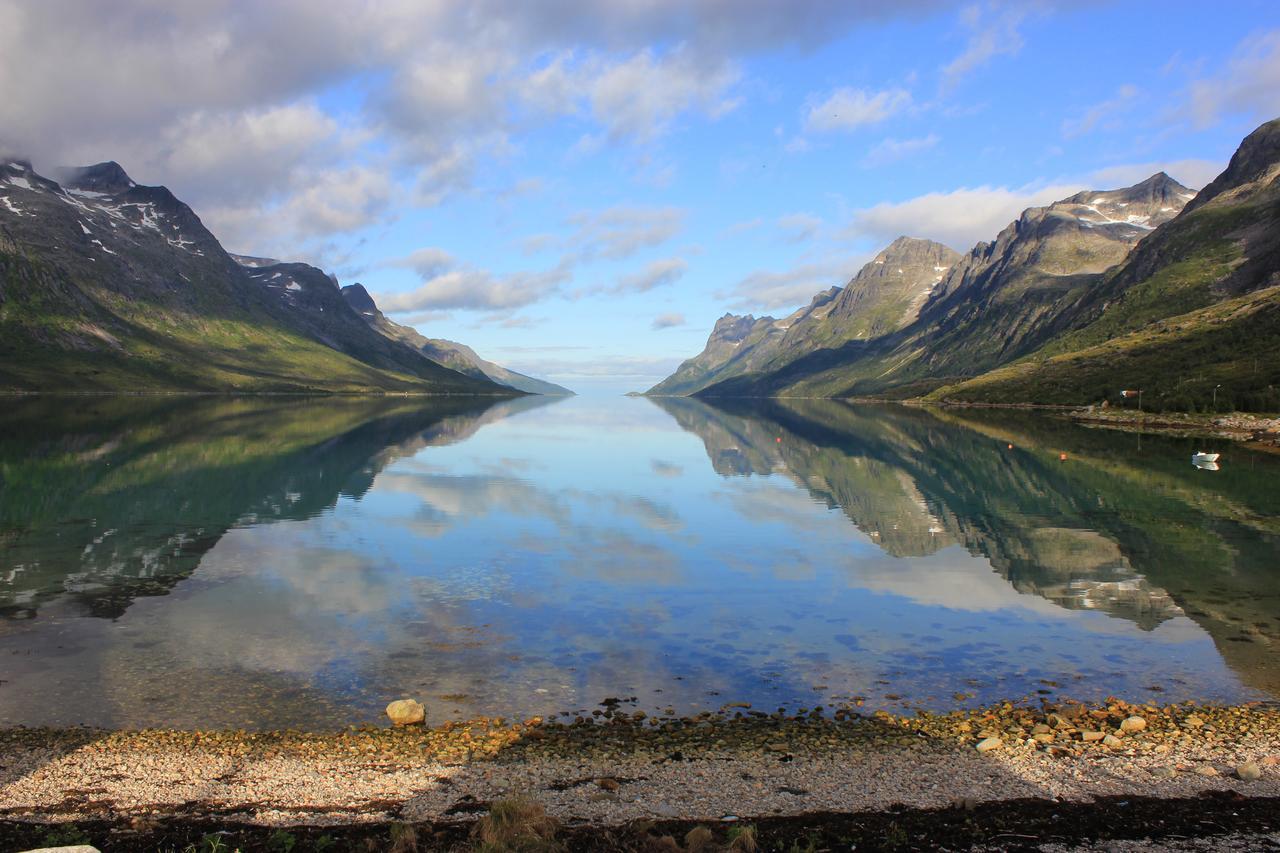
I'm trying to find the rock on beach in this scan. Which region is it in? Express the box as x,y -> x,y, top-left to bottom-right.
385,698 -> 426,726
975,737 -> 1002,752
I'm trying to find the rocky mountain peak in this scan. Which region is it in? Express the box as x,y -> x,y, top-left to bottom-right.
340,283 -> 378,314
1184,117 -> 1280,213
877,236 -> 959,265
56,161 -> 137,194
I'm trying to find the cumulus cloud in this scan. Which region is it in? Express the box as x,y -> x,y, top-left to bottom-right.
1088,159 -> 1223,191
848,183 -> 1084,251
1184,30 -> 1280,129
776,212 -> 823,243
939,3 -> 1031,91
862,133 -> 940,166
803,87 -> 912,133
566,205 -> 687,261
584,48 -> 742,142
719,258 -> 860,312
0,1 -> 950,251
204,165 -> 396,256
651,312 -> 686,329
377,254 -> 573,312
1062,84 -> 1140,138
614,257 -> 688,293
393,248 -> 457,279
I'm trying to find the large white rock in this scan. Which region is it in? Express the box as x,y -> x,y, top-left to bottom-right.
386,698 -> 426,726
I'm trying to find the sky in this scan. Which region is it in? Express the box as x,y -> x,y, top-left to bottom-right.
2,1 -> 1279,393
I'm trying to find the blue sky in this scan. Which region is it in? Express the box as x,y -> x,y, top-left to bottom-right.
3,1 -> 1279,392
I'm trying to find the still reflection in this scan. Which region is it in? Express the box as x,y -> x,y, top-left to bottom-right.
0,394 -> 1276,730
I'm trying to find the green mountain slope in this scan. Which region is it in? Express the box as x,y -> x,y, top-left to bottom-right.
0,161 -> 503,393
933,118 -> 1280,411
695,173 -> 1195,399
340,283 -> 572,395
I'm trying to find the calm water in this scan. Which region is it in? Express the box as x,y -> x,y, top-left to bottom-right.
1,394 -> 1278,730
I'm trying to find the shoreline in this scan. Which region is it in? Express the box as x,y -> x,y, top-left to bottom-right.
3,699 -> 1278,847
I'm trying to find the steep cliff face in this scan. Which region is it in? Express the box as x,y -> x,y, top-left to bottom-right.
693,173 -> 1198,399
647,237 -> 959,396
645,312 -> 782,395
936,118 -> 1280,409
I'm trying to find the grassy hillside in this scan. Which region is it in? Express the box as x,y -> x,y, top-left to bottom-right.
933,119 -> 1280,411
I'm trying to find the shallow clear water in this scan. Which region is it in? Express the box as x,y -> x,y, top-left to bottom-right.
1,394 -> 1277,729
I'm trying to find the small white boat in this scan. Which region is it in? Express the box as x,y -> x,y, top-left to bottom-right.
1192,451 -> 1220,463
1193,459 -> 1220,471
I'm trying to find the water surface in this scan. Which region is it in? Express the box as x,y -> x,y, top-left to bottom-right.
1,394 -> 1277,729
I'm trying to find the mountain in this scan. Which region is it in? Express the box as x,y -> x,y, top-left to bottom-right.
340,283 -> 572,395
647,237 -> 960,395
932,118 -> 1280,411
0,160 -> 506,393
688,172 -> 1197,400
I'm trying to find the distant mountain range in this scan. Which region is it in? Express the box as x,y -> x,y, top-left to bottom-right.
339,283 -> 571,395
0,161 -> 567,394
651,118 -> 1280,413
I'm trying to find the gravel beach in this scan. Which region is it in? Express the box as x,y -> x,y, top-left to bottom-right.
3,699 -> 1279,836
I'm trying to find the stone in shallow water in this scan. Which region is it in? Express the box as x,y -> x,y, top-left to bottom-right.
386,698 -> 425,726
975,737 -> 1002,752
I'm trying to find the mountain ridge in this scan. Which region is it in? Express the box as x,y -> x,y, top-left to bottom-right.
0,159 -> 509,394
647,236 -> 960,396
339,283 -> 573,395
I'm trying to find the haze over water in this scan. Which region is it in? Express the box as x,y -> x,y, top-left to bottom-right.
1,394 -> 1277,730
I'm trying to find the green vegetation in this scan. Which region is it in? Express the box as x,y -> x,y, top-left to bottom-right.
932,285 -> 1280,410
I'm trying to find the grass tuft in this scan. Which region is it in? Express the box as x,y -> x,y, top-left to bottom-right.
472,797 -> 561,852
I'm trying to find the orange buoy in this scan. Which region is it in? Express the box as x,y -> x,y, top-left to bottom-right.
1059,453 -> 1068,461
1007,443 -> 1013,449
776,437 -> 782,443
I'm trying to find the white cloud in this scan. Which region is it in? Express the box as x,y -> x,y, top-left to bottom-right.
776,212 -> 823,243
720,257 -> 860,312
1062,84 -> 1140,138
849,183 -> 1084,250
939,4 -> 1030,92
393,248 -> 457,279
614,257 -> 688,293
862,133 -> 940,166
586,48 -> 742,143
1087,159 -> 1223,191
204,165 -> 396,256
803,87 -> 912,133
566,205 -> 686,261
377,256 -> 573,312
1185,30 -> 1280,129
652,312 -> 686,329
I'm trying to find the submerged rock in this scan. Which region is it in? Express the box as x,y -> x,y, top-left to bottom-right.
386,698 -> 426,726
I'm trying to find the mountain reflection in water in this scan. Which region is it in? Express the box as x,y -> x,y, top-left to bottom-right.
0,394 -> 1276,729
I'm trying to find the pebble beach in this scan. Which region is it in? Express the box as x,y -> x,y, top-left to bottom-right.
3,699 -> 1279,841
